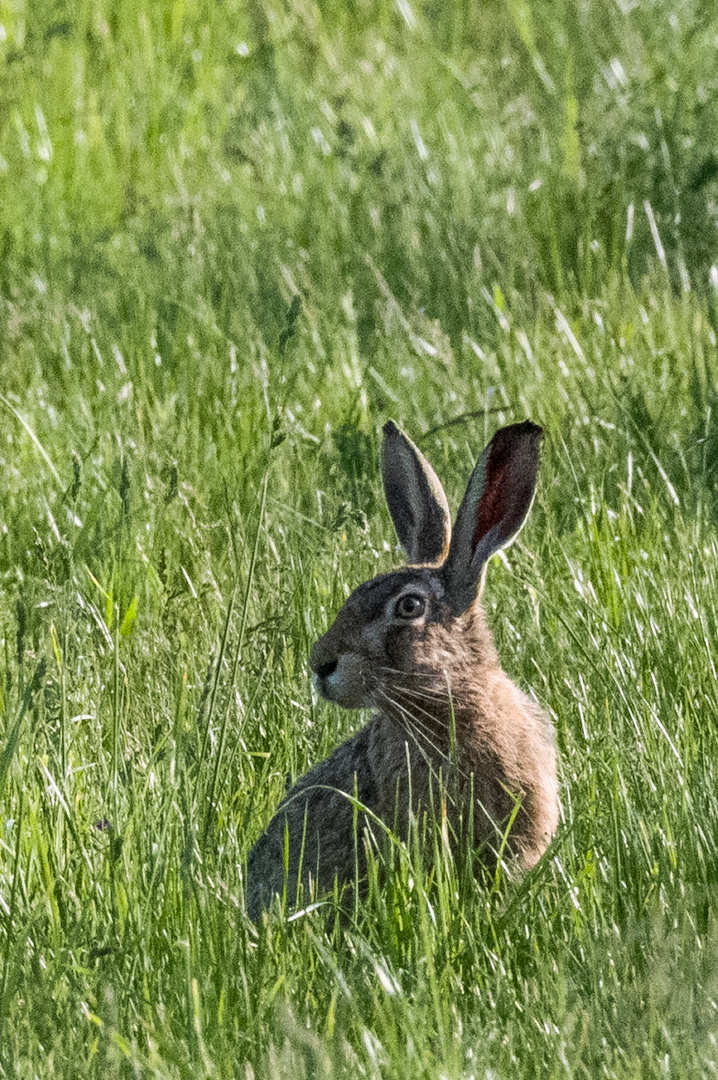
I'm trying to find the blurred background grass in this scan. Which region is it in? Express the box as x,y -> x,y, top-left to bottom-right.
2,0 -> 718,1076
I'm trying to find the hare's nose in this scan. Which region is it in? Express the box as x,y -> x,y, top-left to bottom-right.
314,658 -> 338,679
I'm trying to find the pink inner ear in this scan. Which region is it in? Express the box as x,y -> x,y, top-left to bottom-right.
472,445 -> 511,551
471,425 -> 537,554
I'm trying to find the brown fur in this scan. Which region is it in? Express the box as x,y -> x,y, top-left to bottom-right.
246,422 -> 559,919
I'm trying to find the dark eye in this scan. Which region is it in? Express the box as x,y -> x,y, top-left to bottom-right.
394,593 -> 426,619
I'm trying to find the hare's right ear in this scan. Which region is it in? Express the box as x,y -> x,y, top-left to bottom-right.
443,421 -> 543,610
382,421 -> 451,565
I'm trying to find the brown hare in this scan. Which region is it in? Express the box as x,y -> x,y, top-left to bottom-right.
246,420 -> 559,919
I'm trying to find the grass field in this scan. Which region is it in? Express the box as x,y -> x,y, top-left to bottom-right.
2,0 -> 718,1075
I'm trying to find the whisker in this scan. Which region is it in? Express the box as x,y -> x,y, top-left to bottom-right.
388,684 -> 454,731
379,690 -> 510,854
377,688 -> 446,757
379,687 -> 450,744
380,693 -> 437,770
376,690 -> 460,800
379,711 -> 472,822
389,682 -> 446,702
377,688 -> 471,787
392,684 -> 456,709
378,665 -> 445,684
377,666 -> 465,707
369,670 -> 464,761
369,676 -> 449,716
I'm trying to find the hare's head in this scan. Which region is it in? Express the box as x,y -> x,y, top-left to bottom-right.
310,421 -> 542,710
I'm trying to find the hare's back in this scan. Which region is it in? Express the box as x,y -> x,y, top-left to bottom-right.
246,717 -> 386,917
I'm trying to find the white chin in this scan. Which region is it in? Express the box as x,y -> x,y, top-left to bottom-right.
320,674 -> 369,709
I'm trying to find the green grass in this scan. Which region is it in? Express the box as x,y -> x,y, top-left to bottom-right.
2,0 -> 718,1075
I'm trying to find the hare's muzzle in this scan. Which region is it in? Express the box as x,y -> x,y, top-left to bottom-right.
309,634 -> 337,694
309,642 -> 340,700
314,658 -> 338,680
309,630 -> 370,708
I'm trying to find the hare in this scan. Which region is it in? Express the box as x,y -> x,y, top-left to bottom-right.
246,420 -> 559,919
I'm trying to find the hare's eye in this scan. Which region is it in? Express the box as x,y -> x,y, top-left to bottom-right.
394,593 -> 425,619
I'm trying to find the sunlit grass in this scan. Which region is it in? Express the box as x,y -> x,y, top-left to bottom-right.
2,0 -> 718,1076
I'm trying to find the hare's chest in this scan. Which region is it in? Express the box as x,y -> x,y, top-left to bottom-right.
368,715 -> 451,828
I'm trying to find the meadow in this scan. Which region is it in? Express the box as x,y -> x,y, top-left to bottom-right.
2,0 -> 718,1075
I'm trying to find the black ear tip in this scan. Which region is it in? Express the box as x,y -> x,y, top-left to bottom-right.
383,420 -> 400,438
511,419 -> 543,441
482,421 -> 543,485
491,420 -> 543,457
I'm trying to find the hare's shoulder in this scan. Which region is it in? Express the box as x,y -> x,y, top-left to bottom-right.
281,713 -> 388,809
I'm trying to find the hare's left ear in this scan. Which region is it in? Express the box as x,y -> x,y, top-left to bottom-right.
443,421 -> 542,610
382,421 -> 451,565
